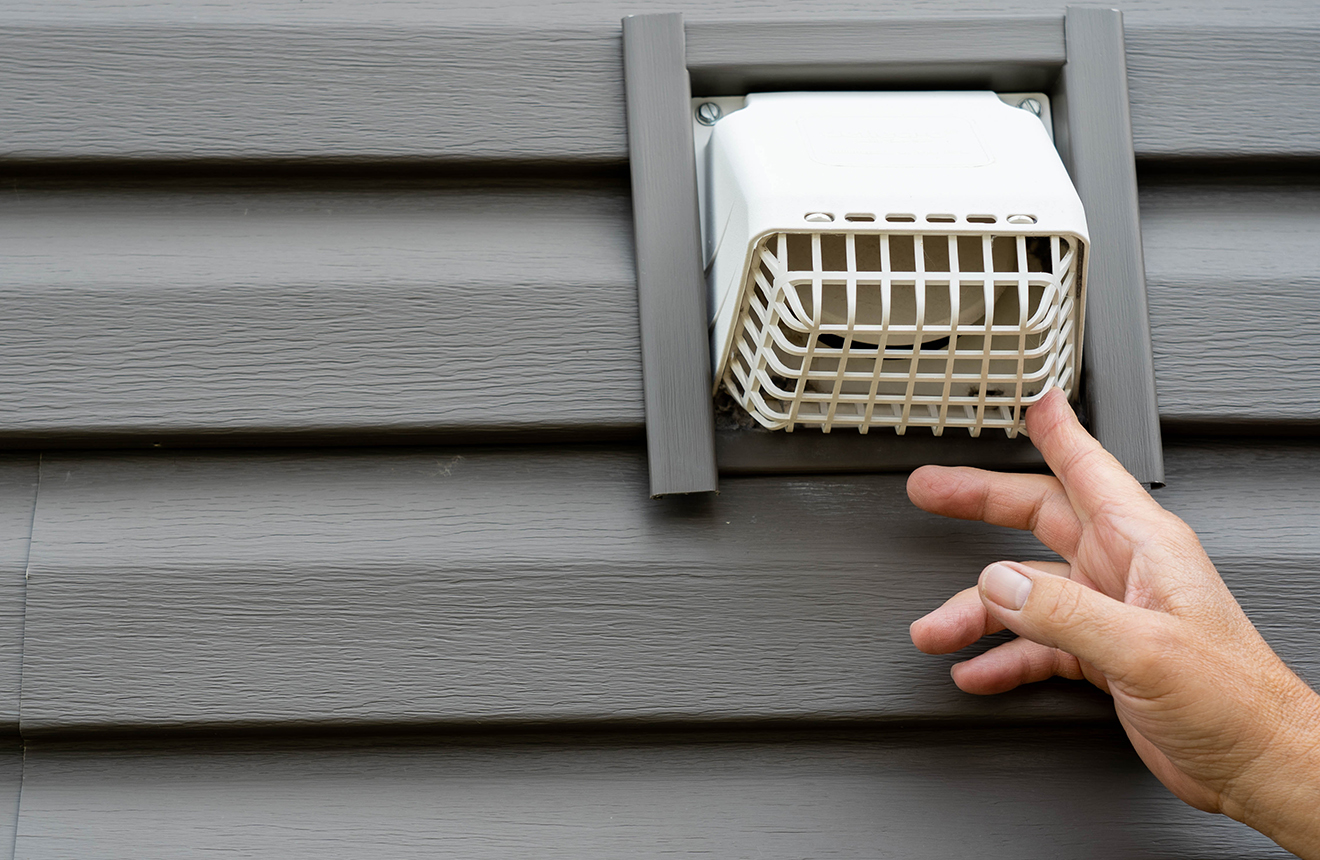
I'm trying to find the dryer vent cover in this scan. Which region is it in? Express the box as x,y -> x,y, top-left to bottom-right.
703,91 -> 1089,437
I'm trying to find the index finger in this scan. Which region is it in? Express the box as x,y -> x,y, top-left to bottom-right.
907,466 -> 1082,559
1025,389 -> 1161,522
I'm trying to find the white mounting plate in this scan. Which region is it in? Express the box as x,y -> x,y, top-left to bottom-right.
692,96 -> 748,264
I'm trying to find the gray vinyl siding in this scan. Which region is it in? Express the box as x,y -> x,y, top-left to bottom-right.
0,178 -> 643,446
3,11 -> 1319,161
1143,178 -> 1320,427
10,729 -> 1291,860
1,0 -> 1318,856
16,441 -> 1320,734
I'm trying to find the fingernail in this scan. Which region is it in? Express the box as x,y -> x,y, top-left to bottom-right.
982,563 -> 1033,611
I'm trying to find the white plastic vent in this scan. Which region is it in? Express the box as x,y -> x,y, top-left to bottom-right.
700,91 -> 1090,437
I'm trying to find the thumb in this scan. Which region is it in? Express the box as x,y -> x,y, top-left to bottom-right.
979,561 -> 1153,679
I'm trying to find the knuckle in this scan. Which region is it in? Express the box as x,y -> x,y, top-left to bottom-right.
1121,637 -> 1166,680
1156,510 -> 1198,542
1051,650 -> 1085,681
1114,621 -> 1183,688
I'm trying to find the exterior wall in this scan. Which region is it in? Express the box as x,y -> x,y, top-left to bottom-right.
1,1 -> 1317,855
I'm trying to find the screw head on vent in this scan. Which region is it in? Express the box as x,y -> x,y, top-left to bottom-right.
695,102 -> 724,126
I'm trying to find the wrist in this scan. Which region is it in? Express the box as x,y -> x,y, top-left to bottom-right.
1224,677 -> 1320,858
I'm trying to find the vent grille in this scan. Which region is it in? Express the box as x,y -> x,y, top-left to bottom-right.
721,231 -> 1081,436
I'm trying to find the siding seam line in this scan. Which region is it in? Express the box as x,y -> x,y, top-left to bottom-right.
11,453 -> 40,859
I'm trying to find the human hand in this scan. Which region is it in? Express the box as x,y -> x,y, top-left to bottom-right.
907,388 -> 1320,857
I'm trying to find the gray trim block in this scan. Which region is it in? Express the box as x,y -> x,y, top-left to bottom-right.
662,11 -> 1164,479
716,430 -> 1046,475
686,16 -> 1066,93
622,13 -> 719,496
1060,6 -> 1165,486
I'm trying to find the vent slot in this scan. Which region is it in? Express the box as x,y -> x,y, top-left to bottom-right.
722,231 -> 1081,437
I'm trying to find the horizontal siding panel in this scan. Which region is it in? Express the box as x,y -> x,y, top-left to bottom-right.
0,180 -> 643,444
0,16 -> 1316,162
1142,181 -> 1320,426
1125,26 -> 1320,158
0,179 -> 1315,444
0,24 -> 626,163
14,728 -> 1284,859
19,440 -> 1320,733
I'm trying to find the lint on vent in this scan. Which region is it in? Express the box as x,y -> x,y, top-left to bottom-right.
700,91 -> 1089,437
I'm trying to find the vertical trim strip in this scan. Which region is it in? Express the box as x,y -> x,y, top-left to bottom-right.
622,12 -> 719,496
1060,6 -> 1165,487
